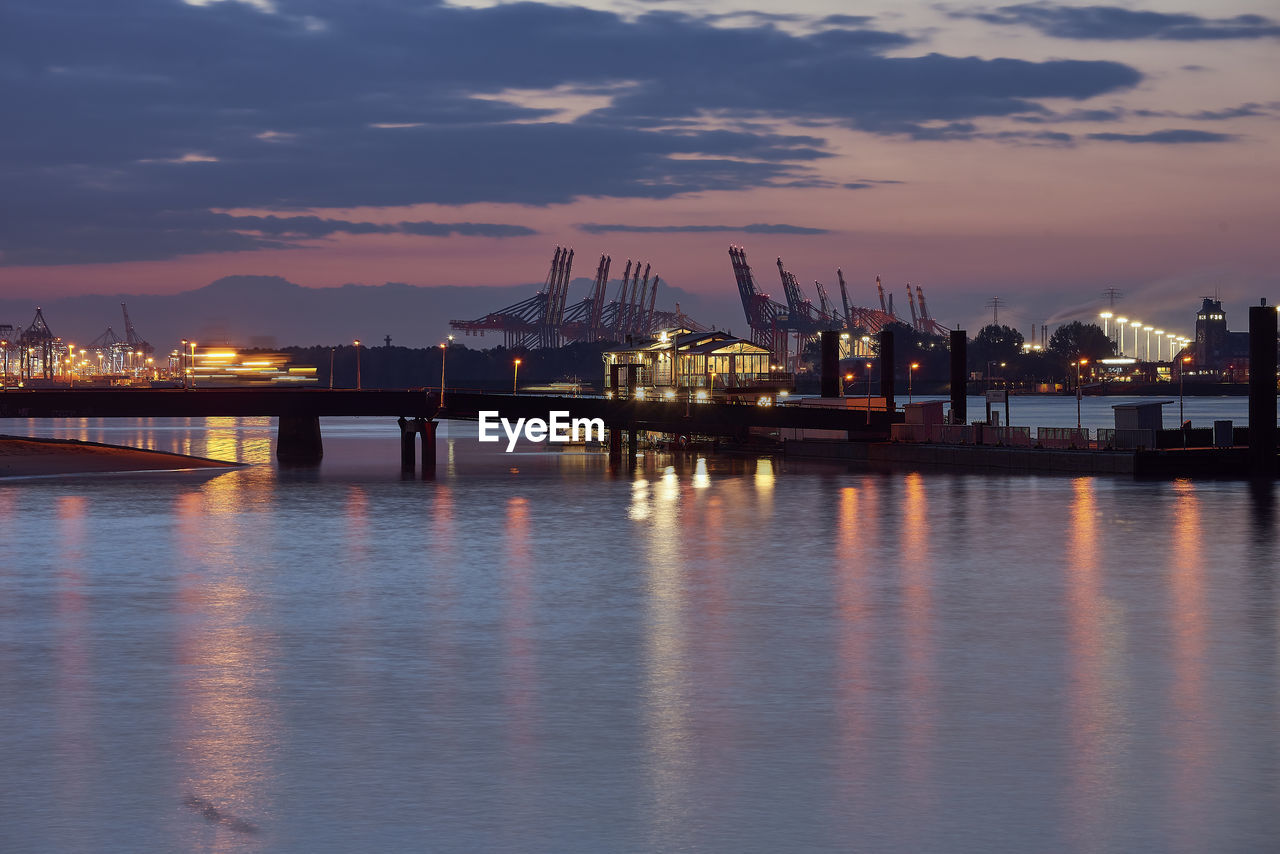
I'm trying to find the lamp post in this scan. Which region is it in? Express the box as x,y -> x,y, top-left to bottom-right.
1,339 -> 7,391
844,372 -> 854,396
353,339 -> 361,390
908,362 -> 919,404
180,339 -> 187,388
1076,358 -> 1088,429
513,358 -> 521,395
1179,355 -> 1192,445
1143,326 -> 1153,362
440,334 -> 453,405
1100,311 -> 1112,339
865,361 -> 873,413
1115,317 -> 1127,356
329,347 -> 335,389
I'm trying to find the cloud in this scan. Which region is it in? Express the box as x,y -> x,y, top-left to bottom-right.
1086,129 -> 1237,144
0,211 -> 537,266
1135,102 -> 1279,121
577,223 -> 830,235
1,0 -> 1146,265
957,4 -> 1280,41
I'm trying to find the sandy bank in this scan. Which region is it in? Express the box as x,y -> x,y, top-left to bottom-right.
0,435 -> 243,478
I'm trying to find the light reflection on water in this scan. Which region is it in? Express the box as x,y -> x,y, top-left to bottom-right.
0,416 -> 1277,853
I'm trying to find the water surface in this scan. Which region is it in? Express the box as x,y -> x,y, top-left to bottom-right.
1,412 -> 1277,853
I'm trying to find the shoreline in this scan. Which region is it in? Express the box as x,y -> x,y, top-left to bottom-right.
0,434 -> 244,478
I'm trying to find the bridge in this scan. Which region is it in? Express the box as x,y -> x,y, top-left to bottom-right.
0,387 -> 894,468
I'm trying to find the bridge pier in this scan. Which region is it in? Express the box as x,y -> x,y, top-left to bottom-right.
277,414 -> 324,465
608,426 -> 623,462
399,417 -> 416,471
398,417 -> 437,475
418,418 -> 436,472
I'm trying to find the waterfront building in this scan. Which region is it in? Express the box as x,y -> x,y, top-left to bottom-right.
1191,297 -> 1251,380
602,328 -> 789,401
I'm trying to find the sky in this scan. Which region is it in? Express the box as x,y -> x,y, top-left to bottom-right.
1,0 -> 1277,337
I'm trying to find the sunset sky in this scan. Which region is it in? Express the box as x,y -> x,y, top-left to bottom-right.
2,0 -> 1277,335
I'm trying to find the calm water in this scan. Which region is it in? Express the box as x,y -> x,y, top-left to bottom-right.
1,402 -> 1278,853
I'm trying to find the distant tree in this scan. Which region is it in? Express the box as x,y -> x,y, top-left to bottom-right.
968,324 -> 1024,373
1048,321 -> 1115,364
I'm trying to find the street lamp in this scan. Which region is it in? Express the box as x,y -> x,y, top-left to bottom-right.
1076,359 -> 1088,429
440,334 -> 453,405
844,372 -> 854,396
1100,311 -> 1112,339
908,362 -> 919,404
865,361 -> 873,413
353,339 -> 361,390
1142,326 -> 1153,361
1115,317 -> 1127,356
1154,330 -> 1164,361
513,358 -> 521,394
1179,355 -> 1192,445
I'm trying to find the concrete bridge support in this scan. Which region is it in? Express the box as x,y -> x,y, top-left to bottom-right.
398,417 -> 438,474
277,414 -> 324,464
418,418 -> 436,472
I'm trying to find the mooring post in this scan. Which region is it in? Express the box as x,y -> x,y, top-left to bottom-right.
276,414 -> 324,464
879,328 -> 896,413
1248,301 -> 1277,477
608,426 -> 623,460
820,330 -> 840,398
950,329 -> 967,424
398,416 -> 416,472
419,418 -> 437,471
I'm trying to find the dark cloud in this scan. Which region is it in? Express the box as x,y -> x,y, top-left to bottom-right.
1014,108 -> 1125,123
1086,129 -> 1237,144
842,179 -> 906,189
577,223 -> 830,235
0,210 -> 537,266
2,0 -> 1145,264
958,4 -> 1280,41
1135,103 -> 1278,121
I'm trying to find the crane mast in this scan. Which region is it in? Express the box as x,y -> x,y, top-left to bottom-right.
837,269 -> 853,331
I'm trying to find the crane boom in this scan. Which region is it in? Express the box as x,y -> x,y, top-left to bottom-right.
906,284 -> 919,330
876,276 -> 887,314
837,269 -> 853,331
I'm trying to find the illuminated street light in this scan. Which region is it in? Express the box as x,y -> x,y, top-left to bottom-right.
1076,359 -> 1088,429
1129,320 -> 1142,359
1154,330 -> 1165,361
1100,311 -> 1113,339
353,339 -> 361,390
1115,317 -> 1128,356
865,362 -> 873,413
1143,326 -> 1153,361
513,358 -> 521,395
1179,355 -> 1193,445
440,334 -> 453,406
909,362 -> 919,404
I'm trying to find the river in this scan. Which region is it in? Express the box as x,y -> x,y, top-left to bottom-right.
1,399 -> 1277,853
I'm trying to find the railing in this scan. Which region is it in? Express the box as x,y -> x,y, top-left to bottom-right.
1096,428 -> 1154,450
1036,427 -> 1091,449
921,424 -> 1032,446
